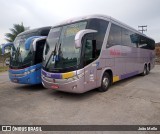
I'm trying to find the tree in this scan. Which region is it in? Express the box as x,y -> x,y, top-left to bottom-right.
5,23 -> 29,42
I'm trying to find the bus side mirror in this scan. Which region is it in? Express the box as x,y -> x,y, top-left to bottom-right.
1,42 -> 14,55
32,36 -> 47,51
25,36 -> 46,50
75,29 -> 97,49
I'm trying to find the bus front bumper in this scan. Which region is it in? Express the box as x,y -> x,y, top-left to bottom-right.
42,74 -> 85,93
9,73 -> 41,84
9,68 -> 41,85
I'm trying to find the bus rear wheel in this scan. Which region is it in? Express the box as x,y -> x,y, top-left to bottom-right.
147,63 -> 151,74
141,65 -> 147,76
98,72 -> 111,92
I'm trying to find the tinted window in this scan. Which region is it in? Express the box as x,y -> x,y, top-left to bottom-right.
107,24 -> 121,46
139,36 -> 155,50
40,28 -> 51,36
129,32 -> 138,47
107,23 -> 154,49
121,28 -> 137,47
139,36 -> 147,49
87,19 -> 109,55
147,39 -> 155,50
122,28 -> 130,46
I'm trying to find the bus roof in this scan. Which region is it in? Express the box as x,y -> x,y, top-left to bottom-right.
52,14 -> 154,41
17,26 -> 51,37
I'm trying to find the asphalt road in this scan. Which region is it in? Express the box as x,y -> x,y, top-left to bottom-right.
0,66 -> 160,134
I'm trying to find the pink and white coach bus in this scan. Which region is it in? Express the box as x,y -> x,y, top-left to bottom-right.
41,15 -> 155,93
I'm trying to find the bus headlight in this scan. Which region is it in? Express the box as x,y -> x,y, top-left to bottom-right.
24,71 -> 30,75
71,72 -> 84,81
24,69 -> 36,75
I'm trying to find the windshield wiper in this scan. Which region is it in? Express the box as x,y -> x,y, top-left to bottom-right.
55,43 -> 62,61
16,47 -> 23,67
45,43 -> 58,68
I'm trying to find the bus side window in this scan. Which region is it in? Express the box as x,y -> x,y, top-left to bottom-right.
147,39 -> 155,50
107,24 -> 121,47
130,33 -> 139,47
138,36 -> 155,50
139,36 -> 148,49
130,32 -> 138,47
122,28 -> 131,46
87,19 -> 108,55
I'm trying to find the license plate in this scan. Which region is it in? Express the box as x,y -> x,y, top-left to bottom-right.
13,79 -> 18,83
51,85 -> 59,89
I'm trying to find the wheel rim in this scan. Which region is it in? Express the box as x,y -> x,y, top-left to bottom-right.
103,77 -> 109,88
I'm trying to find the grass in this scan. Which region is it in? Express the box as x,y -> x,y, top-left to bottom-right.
0,66 -> 9,73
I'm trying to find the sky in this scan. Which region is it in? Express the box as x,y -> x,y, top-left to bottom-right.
0,0 -> 160,44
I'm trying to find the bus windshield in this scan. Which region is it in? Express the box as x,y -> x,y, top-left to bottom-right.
10,32 -> 39,69
43,21 -> 87,72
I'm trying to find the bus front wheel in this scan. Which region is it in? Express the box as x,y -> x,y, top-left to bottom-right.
98,72 -> 111,92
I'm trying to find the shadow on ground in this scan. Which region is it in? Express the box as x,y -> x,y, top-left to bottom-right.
15,84 -> 45,91
11,73 -> 154,101
47,74 -> 144,101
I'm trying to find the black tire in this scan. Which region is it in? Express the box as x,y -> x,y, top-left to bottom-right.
147,64 -> 151,74
98,72 -> 111,92
141,65 -> 147,76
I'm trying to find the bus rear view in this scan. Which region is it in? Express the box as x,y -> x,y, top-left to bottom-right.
42,15 -> 155,93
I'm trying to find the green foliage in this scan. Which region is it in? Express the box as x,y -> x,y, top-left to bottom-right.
5,23 -> 29,42
0,66 -> 9,72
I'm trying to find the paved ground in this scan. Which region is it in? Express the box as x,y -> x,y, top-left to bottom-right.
0,66 -> 160,134
0,63 -> 3,66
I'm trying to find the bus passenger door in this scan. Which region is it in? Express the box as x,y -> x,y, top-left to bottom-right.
34,39 -> 46,83
83,35 -> 97,91
35,39 -> 46,64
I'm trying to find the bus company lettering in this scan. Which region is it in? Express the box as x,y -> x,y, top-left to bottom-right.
109,49 -> 121,56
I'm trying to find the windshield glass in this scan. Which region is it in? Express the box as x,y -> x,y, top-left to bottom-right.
43,21 -> 87,72
10,32 -> 39,69
42,27 -> 62,67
